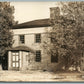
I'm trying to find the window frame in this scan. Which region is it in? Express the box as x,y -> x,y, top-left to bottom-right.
19,35 -> 25,44
35,34 -> 41,43
51,52 -> 58,63
35,50 -> 41,62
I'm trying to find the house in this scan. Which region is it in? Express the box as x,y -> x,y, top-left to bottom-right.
7,18 -> 58,71
7,7 -> 83,71
7,7 -> 60,71
7,17 -> 60,71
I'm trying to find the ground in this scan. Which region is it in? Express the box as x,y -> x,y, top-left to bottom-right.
0,70 -> 84,82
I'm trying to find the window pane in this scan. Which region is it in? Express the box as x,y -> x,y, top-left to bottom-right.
13,56 -> 15,61
16,53 -> 19,55
16,56 -> 19,61
13,63 -> 15,67
12,53 -> 16,55
16,62 -> 19,67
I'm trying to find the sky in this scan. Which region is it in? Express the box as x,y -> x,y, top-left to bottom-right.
10,2 -> 59,23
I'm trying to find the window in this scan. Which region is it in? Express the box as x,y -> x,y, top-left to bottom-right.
35,34 -> 41,43
51,53 -> 58,63
35,50 -> 41,62
19,35 -> 25,44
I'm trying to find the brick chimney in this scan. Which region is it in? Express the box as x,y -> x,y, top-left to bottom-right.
50,7 -> 60,20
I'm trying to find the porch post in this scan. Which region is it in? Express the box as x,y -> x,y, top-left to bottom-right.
19,51 -> 22,70
8,51 -> 11,70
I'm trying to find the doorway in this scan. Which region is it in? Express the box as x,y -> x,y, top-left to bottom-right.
12,51 -> 19,70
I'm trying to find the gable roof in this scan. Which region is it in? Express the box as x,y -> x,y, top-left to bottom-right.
12,18 -> 51,29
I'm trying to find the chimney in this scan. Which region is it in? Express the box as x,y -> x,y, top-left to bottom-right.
50,7 -> 60,20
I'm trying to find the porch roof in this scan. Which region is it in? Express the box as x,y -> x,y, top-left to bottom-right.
7,46 -> 35,53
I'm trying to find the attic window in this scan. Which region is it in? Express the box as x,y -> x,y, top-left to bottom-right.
19,35 -> 25,44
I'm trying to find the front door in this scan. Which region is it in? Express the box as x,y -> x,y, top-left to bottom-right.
12,51 -> 19,70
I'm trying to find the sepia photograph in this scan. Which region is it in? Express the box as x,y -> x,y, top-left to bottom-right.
0,1 -> 84,82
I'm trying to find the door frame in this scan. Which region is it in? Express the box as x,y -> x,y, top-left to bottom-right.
11,51 -> 20,70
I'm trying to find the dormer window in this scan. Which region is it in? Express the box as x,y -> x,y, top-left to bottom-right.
19,35 -> 25,44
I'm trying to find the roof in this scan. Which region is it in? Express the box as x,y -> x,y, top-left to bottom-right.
7,46 -> 35,53
12,18 -> 51,29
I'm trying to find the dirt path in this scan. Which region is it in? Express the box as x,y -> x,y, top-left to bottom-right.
0,70 -> 84,82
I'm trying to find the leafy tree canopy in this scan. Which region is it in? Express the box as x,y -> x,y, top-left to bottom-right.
0,2 -> 16,56
43,2 -> 84,71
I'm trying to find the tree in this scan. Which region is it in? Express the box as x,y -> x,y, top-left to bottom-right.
43,2 -> 84,71
0,2 -> 16,70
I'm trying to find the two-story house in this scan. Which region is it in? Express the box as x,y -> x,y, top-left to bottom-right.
6,7 -> 84,72
7,17 -> 59,71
